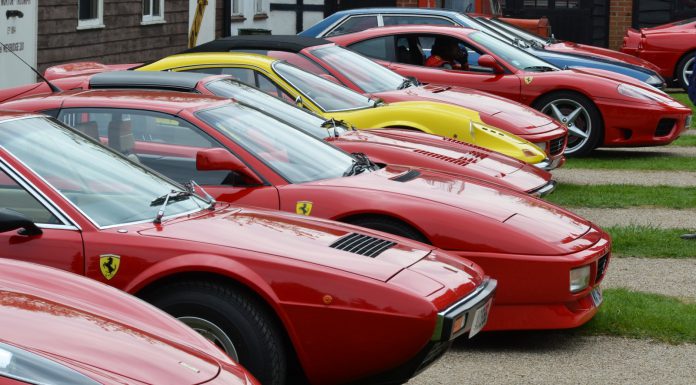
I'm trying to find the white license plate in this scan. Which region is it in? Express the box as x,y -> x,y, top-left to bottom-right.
469,298 -> 492,338
591,286 -> 603,307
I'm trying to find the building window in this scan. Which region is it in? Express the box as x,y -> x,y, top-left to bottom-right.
523,0 -> 548,7
555,0 -> 578,8
142,0 -> 165,23
77,0 -> 104,30
232,0 -> 242,15
255,0 -> 264,14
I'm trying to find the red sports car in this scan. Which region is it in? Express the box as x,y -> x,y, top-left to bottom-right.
0,110 -> 496,385
0,258 -> 259,385
0,70 -> 556,196
183,35 -> 568,164
331,25 -> 693,155
3,90 -> 610,333
622,17 -> 696,90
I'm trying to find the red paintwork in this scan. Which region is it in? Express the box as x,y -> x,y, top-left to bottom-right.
0,111 -> 488,384
2,92 -> 611,331
0,258 -> 257,385
266,46 -> 567,162
547,41 -> 663,73
621,19 -> 696,82
330,26 -> 693,148
0,72 -> 555,194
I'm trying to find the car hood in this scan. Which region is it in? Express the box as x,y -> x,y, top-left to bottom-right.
533,49 -> 653,81
375,85 -> 559,134
547,42 -> 663,73
306,166 -> 592,255
640,19 -> 696,34
0,260 -> 248,385
139,206 -> 433,282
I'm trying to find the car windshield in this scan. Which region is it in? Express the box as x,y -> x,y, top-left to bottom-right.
0,116 -> 206,227
196,105 -> 356,184
310,45 -> 406,93
488,18 -> 548,47
272,61 -> 374,112
205,78 -> 347,139
468,31 -> 558,71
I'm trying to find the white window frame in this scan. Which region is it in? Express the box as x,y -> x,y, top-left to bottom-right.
255,0 -> 264,14
231,0 -> 242,16
77,0 -> 104,30
142,0 -> 165,24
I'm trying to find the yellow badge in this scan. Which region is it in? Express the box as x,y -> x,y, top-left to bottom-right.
99,254 -> 121,280
295,201 -> 313,216
524,76 -> 534,85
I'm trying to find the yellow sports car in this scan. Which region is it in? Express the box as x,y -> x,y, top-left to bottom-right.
137,52 -> 548,165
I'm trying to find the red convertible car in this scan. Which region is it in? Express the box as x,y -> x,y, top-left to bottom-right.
0,110 -> 496,385
184,35 -> 568,164
0,71 -> 556,196
331,25 -> 693,156
0,258 -> 258,385
622,17 -> 696,90
3,90 -> 610,333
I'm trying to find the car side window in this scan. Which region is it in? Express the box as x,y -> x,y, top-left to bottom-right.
57,108 -> 236,186
348,36 -> 395,61
383,15 -> 456,26
325,15 -> 378,37
0,169 -> 61,225
254,72 -> 295,102
417,35 -> 490,73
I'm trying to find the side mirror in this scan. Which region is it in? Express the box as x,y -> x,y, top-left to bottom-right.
478,55 -> 505,74
0,208 -> 42,236
196,148 -> 263,185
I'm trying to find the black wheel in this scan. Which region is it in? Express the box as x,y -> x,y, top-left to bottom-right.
345,216 -> 430,244
143,281 -> 287,385
676,51 -> 695,91
533,91 -> 603,156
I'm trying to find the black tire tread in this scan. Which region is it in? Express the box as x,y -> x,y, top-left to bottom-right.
344,215 -> 430,244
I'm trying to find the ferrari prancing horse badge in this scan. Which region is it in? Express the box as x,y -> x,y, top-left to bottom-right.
296,201 -> 313,216
100,254 -> 121,280
524,76 -> 534,85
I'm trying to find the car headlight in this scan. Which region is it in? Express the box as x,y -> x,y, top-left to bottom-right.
0,342 -> 100,385
570,265 -> 591,293
645,74 -> 665,88
617,83 -> 671,103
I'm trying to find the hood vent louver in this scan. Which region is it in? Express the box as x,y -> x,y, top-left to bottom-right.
391,169 -> 421,182
330,233 -> 396,258
413,149 -> 486,166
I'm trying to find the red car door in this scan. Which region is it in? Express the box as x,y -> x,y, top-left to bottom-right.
0,165 -> 84,273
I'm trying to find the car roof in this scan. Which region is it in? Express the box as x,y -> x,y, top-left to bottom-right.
333,7 -> 462,17
4,89 -> 230,115
148,52 -> 279,71
88,71 -> 214,91
346,24 -> 475,36
185,35 -> 333,54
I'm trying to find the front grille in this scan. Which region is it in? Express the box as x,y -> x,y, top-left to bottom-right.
596,254 -> 609,283
329,233 -> 396,258
413,149 -> 485,166
549,136 -> 566,155
391,169 -> 421,182
655,119 -> 676,137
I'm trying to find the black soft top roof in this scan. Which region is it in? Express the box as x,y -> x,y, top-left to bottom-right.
184,35 -> 333,54
89,71 -> 211,91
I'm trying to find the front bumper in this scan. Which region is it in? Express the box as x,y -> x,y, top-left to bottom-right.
534,156 -> 565,171
529,180 -> 557,197
351,278 -> 497,385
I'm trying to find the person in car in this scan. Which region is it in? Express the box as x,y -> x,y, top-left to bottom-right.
425,37 -> 469,70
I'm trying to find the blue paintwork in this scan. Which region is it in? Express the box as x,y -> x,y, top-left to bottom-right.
300,8 -> 663,87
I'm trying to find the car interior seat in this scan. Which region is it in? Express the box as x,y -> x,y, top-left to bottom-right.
74,121 -> 99,141
108,119 -> 140,163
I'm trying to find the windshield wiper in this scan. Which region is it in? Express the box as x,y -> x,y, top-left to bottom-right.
151,190 -> 192,224
321,118 -> 351,137
397,77 -> 418,90
343,152 -> 377,177
368,97 -> 385,107
530,40 -> 546,49
185,180 -> 216,210
524,65 -> 556,72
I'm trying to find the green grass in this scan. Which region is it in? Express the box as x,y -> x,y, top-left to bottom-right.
564,153 -> 696,170
607,226 -> 696,258
671,93 -> 695,123
546,184 -> 696,209
671,135 -> 696,146
580,288 -> 696,344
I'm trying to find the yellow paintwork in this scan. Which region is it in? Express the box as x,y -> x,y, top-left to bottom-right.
137,52 -> 546,164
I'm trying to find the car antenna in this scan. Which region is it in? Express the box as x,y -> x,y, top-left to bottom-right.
0,41 -> 62,93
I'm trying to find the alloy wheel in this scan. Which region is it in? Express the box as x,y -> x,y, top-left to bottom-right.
541,98 -> 591,155
683,56 -> 694,87
179,316 -> 240,362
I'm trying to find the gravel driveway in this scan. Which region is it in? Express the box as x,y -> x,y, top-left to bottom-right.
569,207 -> 696,229
553,169 -> 696,187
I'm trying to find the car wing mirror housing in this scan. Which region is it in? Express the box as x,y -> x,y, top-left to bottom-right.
478,54 -> 505,74
196,148 -> 263,185
0,208 -> 42,236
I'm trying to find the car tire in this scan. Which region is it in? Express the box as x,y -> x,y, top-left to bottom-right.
345,216 -> 430,244
676,51 -> 695,91
143,280 -> 287,385
533,91 -> 603,157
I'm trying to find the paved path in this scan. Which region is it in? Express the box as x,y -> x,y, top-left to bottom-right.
595,146 -> 696,157
553,168 -> 696,187
411,335 -> 696,385
683,129 -> 696,136
569,207 -> 696,229
602,257 -> 696,300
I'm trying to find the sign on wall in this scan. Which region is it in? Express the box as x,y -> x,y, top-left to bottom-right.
0,0 -> 37,87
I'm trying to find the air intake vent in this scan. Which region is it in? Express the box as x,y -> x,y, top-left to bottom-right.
549,136 -> 566,155
391,170 -> 421,182
655,119 -> 675,137
330,233 -> 396,258
596,254 -> 609,283
413,149 -> 484,166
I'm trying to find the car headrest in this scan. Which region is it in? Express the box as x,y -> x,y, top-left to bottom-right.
108,120 -> 135,155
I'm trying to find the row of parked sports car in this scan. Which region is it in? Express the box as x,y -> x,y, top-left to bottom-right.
0,9 -> 691,385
